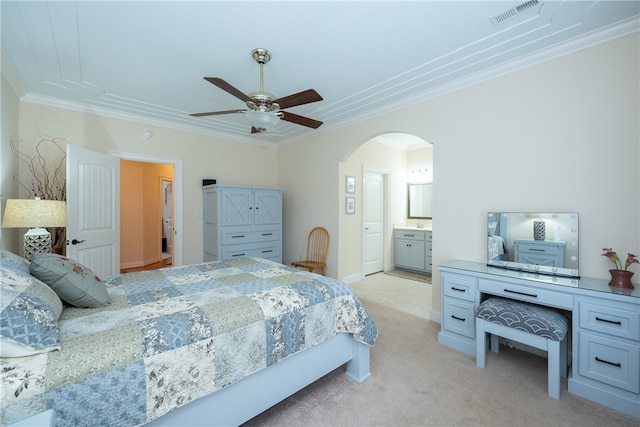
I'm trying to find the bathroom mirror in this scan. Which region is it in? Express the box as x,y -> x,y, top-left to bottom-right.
487,212 -> 579,277
408,183 -> 432,219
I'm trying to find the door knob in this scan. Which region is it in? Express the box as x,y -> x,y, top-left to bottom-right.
71,239 -> 86,245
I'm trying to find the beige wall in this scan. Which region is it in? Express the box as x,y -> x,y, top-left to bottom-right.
13,104 -> 278,264
1,75 -> 21,254
120,160 -> 173,268
339,140 -> 409,279
2,34 -> 638,322
277,34 -> 639,320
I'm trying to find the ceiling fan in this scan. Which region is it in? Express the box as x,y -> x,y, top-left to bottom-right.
190,48 -> 323,134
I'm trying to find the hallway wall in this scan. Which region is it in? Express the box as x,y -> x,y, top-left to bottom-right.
120,160 -> 173,269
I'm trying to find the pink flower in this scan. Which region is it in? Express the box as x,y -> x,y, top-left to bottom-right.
626,253 -> 639,270
602,248 -> 639,271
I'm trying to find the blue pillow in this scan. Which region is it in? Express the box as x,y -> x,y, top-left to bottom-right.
0,263 -> 63,357
1,250 -> 31,275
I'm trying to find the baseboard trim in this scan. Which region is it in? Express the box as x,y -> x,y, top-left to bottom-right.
342,273 -> 365,284
430,310 -> 441,324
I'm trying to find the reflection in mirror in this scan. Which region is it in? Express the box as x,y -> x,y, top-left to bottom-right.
408,183 -> 432,219
487,212 -> 579,277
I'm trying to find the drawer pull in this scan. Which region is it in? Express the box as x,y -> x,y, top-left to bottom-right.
261,233 -> 273,236
451,287 -> 466,293
232,253 -> 246,257
261,249 -> 273,253
231,235 -> 246,238
595,357 -> 621,368
451,315 -> 466,322
504,289 -> 538,298
595,316 -> 622,325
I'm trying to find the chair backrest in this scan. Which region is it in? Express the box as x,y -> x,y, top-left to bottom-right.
305,226 -> 330,263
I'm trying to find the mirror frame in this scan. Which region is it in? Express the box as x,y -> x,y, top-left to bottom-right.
408,183 -> 433,219
487,212 -> 579,278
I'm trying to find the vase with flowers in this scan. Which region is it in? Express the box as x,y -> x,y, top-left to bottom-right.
10,136 -> 67,254
601,248 -> 638,289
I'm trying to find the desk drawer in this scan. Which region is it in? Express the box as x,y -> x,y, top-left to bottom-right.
443,274 -> 477,303
395,231 -> 425,241
478,279 -> 573,310
517,241 -> 560,255
578,332 -> 640,393
443,298 -> 475,339
579,301 -> 640,341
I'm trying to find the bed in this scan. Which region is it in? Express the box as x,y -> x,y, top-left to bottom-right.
487,213 -> 508,261
0,250 -> 377,426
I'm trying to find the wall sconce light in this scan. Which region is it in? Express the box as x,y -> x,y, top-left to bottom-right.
1,198 -> 67,260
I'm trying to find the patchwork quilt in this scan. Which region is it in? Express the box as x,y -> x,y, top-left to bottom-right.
1,257 -> 377,426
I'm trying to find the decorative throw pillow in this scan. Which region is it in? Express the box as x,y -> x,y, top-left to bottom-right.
30,253 -> 110,308
0,265 -> 63,357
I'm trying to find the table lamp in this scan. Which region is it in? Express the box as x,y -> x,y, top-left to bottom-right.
2,198 -> 67,260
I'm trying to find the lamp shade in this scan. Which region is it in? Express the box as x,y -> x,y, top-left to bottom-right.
2,198 -> 67,228
244,110 -> 280,131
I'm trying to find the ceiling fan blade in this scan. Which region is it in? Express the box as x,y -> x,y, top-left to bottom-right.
280,111 -> 323,129
274,89 -> 323,109
204,77 -> 252,102
189,109 -> 243,117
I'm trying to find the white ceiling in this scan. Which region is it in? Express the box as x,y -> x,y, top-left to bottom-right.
2,1 -> 638,148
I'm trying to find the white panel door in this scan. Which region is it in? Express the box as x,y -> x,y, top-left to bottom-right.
363,171 -> 384,275
66,145 -> 120,277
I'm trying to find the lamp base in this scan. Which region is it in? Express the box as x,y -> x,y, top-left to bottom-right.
24,228 -> 52,261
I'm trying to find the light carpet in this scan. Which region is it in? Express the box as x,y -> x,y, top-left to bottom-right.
243,298 -> 637,426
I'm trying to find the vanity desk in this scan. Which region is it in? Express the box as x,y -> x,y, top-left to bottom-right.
438,260 -> 639,418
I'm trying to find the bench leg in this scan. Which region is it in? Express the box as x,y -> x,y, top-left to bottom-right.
547,339 -> 561,399
490,333 -> 500,353
560,336 -> 567,378
476,318 -> 487,368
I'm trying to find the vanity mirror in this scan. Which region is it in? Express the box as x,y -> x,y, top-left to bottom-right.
408,183 -> 432,219
487,212 -> 579,277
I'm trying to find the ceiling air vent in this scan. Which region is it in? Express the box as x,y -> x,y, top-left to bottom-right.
489,0 -> 541,25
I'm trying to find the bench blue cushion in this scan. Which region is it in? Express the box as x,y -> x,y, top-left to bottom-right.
476,297 -> 569,341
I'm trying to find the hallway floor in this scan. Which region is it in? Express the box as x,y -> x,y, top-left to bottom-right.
120,252 -> 172,273
350,271 -> 432,320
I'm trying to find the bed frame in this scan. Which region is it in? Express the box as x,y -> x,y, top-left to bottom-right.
146,333 -> 371,426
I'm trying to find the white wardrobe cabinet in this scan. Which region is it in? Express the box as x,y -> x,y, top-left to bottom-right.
204,185 -> 283,263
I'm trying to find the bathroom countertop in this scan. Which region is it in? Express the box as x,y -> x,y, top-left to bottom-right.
394,224 -> 433,231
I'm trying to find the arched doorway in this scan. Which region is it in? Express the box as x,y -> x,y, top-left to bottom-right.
340,132 -> 432,281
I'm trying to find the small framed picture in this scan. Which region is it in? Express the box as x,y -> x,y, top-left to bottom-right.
345,197 -> 356,215
345,175 -> 356,194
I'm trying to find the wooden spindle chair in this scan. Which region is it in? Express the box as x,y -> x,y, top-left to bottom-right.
291,226 -> 330,276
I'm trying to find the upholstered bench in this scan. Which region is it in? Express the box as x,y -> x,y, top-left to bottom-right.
475,297 -> 569,399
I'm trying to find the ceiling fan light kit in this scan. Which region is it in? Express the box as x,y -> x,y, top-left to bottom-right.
244,110 -> 281,133
190,48 -> 323,134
